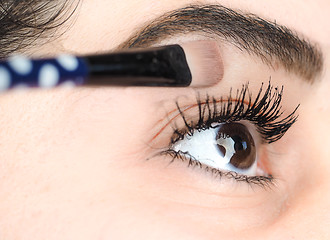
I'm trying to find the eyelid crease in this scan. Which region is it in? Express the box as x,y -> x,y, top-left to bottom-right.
150,98 -> 251,143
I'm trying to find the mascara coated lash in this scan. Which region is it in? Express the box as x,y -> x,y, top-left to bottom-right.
171,82 -> 299,144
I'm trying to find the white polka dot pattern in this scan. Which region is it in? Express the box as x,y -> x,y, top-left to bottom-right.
57,55 -> 79,71
38,64 -> 60,88
0,54 -> 87,92
8,56 -> 33,75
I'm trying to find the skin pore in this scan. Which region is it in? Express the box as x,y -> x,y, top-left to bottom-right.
0,0 -> 330,239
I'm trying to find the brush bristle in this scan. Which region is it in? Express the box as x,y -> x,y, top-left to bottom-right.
181,41 -> 224,87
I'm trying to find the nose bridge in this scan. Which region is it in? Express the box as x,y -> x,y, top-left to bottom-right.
271,78 -> 330,239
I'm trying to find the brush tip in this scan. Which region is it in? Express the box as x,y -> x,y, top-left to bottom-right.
181,40 -> 224,87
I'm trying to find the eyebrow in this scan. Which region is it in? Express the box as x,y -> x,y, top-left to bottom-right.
118,5 -> 323,82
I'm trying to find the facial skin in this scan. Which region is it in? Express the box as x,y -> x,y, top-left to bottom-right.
0,0 -> 330,239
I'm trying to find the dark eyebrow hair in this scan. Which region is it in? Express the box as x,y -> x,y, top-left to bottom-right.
119,5 -> 323,82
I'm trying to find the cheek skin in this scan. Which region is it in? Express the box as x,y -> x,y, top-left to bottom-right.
98,159 -> 278,239
0,88 -> 155,239
99,153 -> 292,240
0,86 -> 197,239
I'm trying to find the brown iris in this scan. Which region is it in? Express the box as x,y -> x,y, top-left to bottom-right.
216,123 -> 256,169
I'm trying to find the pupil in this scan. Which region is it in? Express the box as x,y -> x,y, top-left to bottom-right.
216,123 -> 256,169
233,135 -> 247,151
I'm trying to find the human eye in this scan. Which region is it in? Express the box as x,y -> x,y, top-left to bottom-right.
155,82 -> 299,187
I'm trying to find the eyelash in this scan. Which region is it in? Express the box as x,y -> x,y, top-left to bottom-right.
161,149 -> 275,187
158,81 -> 299,187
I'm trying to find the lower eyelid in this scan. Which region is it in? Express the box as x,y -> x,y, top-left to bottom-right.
155,149 -> 275,189
148,130 -> 275,189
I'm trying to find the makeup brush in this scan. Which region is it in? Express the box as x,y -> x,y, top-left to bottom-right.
0,40 -> 223,91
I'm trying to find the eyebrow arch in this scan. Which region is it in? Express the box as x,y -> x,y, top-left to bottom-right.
118,4 -> 323,83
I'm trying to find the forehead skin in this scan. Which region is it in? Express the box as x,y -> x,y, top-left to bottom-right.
1,0 -> 330,239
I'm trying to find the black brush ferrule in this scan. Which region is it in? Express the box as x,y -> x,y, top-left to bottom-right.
83,45 -> 192,87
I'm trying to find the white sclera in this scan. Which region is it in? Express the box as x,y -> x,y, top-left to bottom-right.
173,127 -> 230,168
57,55 -> 79,71
38,64 -> 60,88
8,56 -> 33,75
172,126 -> 257,175
0,67 -> 11,91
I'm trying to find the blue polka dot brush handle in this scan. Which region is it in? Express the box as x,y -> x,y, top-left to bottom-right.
0,45 -> 192,91
0,55 -> 88,91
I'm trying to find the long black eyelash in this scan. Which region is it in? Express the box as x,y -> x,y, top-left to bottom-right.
160,149 -> 275,188
171,81 -> 299,144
